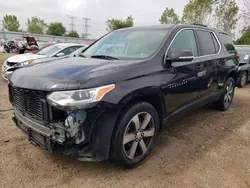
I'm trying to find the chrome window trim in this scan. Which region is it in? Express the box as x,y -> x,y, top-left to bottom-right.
179,56 -> 195,59
164,28 -> 222,63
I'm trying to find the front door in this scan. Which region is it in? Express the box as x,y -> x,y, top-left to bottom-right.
162,29 -> 217,115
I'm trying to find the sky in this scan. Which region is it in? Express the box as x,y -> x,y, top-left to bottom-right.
0,0 -> 190,39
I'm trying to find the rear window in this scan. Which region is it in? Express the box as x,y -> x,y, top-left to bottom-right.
211,34 -> 220,52
218,33 -> 236,53
197,30 -> 218,56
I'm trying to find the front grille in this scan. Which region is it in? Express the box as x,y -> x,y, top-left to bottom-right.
7,61 -> 17,67
12,87 -> 25,112
26,90 -> 43,120
9,85 -> 45,122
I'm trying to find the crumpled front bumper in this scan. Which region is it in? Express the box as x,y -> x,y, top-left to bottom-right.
12,109 -> 95,159
13,108 -> 65,143
12,106 -> 120,162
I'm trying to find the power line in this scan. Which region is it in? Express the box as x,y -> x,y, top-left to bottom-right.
82,17 -> 91,38
67,15 -> 76,32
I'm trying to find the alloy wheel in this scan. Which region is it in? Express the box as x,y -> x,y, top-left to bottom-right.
123,112 -> 155,160
224,80 -> 234,108
241,73 -> 247,86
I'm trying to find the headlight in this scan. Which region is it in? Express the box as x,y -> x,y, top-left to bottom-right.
47,84 -> 115,110
22,60 -> 33,66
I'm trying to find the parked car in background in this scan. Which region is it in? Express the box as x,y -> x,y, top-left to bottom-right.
235,45 -> 250,87
0,40 -> 10,53
8,24 -> 238,168
2,43 -> 84,80
24,42 -> 56,54
29,45 -> 89,65
83,40 -> 95,46
18,36 -> 39,54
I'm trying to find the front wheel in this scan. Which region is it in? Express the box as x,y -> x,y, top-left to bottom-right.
111,102 -> 159,168
214,77 -> 235,111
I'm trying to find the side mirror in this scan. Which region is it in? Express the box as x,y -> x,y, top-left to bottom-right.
167,50 -> 194,63
56,52 -> 65,57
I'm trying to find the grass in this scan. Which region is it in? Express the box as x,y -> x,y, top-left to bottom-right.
0,53 -> 15,64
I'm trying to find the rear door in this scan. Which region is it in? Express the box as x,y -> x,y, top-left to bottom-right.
194,29 -> 222,97
217,33 -> 238,86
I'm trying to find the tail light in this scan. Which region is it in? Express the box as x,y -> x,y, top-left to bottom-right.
236,54 -> 240,61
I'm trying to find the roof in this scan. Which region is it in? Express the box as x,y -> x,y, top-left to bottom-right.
113,24 -> 228,35
54,43 -> 84,48
115,24 -> 227,34
115,24 -> 176,31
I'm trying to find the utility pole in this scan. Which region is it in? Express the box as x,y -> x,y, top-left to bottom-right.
82,17 -> 91,38
68,15 -> 76,32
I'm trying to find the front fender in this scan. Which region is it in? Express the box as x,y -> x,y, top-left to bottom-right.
89,108 -> 121,161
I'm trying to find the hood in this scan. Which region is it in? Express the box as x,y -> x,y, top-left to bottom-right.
10,57 -> 142,91
6,53 -> 47,63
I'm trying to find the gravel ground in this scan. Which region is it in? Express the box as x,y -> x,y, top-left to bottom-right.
1,54 -> 250,188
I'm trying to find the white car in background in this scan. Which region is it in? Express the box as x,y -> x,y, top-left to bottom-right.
2,43 -> 85,80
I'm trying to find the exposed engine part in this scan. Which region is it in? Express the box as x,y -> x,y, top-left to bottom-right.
65,110 -> 87,144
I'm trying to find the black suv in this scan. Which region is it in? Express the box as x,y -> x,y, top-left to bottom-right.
9,24 -> 238,168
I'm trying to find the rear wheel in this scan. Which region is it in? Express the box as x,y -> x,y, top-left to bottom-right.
111,102 -> 159,168
237,71 -> 248,88
215,77 -> 235,111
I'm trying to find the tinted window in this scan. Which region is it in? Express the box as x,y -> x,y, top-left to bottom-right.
169,30 -> 198,57
211,33 -> 220,53
218,33 -> 236,53
36,45 -> 63,56
59,46 -> 82,55
197,30 -> 216,55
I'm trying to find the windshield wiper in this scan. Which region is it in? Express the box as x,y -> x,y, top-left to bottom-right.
91,55 -> 119,60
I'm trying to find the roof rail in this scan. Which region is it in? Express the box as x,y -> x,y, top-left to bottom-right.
191,23 -> 208,27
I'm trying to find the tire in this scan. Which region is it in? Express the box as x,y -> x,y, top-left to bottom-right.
215,77 -> 235,111
111,102 -> 159,168
237,71 -> 248,88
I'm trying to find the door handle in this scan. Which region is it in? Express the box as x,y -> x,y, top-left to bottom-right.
196,63 -> 204,69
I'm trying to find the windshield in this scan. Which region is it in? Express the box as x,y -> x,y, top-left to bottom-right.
37,45 -> 63,56
83,28 -> 170,60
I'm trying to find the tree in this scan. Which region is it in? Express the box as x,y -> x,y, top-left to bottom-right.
26,17 -> 47,34
106,15 -> 134,31
182,0 -> 215,25
214,0 -> 239,38
66,31 -> 79,38
159,8 -> 180,24
235,26 -> 250,45
2,14 -> 20,32
47,22 -> 66,36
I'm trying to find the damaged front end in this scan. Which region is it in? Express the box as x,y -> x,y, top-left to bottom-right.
9,83 -> 119,161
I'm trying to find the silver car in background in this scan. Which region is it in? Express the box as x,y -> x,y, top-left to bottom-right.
28,45 -> 88,65
2,43 -> 84,80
